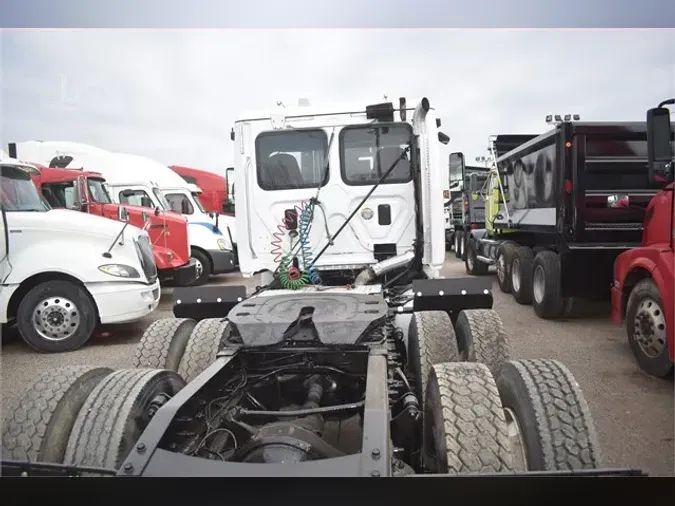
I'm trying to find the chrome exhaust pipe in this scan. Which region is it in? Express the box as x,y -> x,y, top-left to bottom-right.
355,250 -> 415,285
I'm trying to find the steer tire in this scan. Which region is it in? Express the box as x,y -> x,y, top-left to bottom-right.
626,279 -> 673,378
465,238 -> 489,275
1,366 -> 113,463
16,280 -> 97,353
64,368 -> 185,472
510,247 -> 535,305
494,359 -> 602,470
407,311 -> 460,409
134,318 -> 197,372
177,318 -> 232,383
454,309 -> 511,376
422,362 -> 514,474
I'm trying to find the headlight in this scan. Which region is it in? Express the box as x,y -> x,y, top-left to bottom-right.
99,264 -> 141,278
217,238 -> 230,250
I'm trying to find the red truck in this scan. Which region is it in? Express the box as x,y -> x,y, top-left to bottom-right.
169,165 -> 230,215
30,164 -> 197,287
611,99 -> 674,377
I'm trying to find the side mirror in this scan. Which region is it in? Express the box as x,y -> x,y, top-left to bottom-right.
646,103 -> 674,183
118,206 -> 129,222
607,194 -> 630,208
154,206 -> 161,217
438,131 -> 450,145
449,152 -> 465,184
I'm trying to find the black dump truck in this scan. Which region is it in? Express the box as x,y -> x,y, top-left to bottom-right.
463,121 -> 673,320
446,152 -> 490,260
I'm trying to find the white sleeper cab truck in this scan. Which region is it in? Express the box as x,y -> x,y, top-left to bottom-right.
0,157 -> 161,353
11,142 -> 237,286
230,97 -> 447,285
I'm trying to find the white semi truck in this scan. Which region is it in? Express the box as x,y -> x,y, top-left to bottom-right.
0,156 -> 161,353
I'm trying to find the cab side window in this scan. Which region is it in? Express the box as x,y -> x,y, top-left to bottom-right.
119,189 -> 153,208
165,193 -> 194,215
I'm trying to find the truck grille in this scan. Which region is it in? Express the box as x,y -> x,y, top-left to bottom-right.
135,235 -> 158,283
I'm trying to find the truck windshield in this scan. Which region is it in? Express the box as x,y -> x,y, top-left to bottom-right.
339,123 -> 412,185
87,178 -> 112,204
0,165 -> 50,212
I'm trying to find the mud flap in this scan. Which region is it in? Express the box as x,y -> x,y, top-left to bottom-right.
172,285 -> 248,321
411,277 -> 493,316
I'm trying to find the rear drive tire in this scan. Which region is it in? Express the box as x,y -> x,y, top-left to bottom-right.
454,309 -> 511,376
510,247 -> 535,305
64,368 -> 185,471
177,318 -> 233,382
422,362 -> 514,474
134,318 -> 197,371
454,231 -> 463,259
1,366 -> 113,463
17,280 -> 97,353
407,311 -> 460,408
494,359 -> 602,470
625,279 -> 673,378
188,248 -> 212,286
496,242 -> 517,294
465,238 -> 489,275
532,251 -> 565,319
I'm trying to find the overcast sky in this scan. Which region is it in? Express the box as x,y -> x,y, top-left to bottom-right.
2,29 -> 674,176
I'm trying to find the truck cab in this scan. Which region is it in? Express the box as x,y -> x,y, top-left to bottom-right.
27,163 -> 196,287
611,99 -> 674,377
0,156 -> 161,353
231,97 -> 446,283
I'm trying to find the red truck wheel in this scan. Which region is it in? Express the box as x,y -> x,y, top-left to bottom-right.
626,279 -> 673,378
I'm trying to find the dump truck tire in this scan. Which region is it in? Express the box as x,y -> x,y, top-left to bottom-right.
134,318 -> 197,371
1,366 -> 113,463
496,242 -> 518,293
454,231 -> 464,259
407,311 -> 460,409
455,309 -> 511,376
423,362 -> 514,474
510,246 -> 535,305
177,318 -> 232,383
532,251 -> 565,319
64,368 -> 185,472
465,238 -> 489,275
495,359 -> 602,471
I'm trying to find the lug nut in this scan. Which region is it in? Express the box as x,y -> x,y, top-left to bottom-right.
123,463 -> 134,473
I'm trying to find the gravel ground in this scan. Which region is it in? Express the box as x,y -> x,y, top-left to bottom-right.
1,253 -> 673,476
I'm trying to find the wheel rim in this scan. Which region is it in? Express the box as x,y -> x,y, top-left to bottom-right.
497,254 -> 506,284
511,259 -> 521,293
455,234 -> 459,251
533,265 -> 545,304
460,238 -> 464,257
467,249 -> 474,270
32,296 -> 81,341
193,257 -> 203,279
633,297 -> 667,358
503,408 -> 529,471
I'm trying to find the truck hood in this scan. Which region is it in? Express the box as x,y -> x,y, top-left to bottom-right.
21,209 -> 142,241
